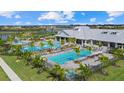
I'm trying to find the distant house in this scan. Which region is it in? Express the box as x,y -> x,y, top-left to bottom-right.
55,26 -> 124,49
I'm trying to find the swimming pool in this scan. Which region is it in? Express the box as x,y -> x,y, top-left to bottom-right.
48,50 -> 92,64
13,41 -> 29,45
22,41 -> 61,52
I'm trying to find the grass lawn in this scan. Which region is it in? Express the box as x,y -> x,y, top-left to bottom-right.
90,60 -> 124,80
1,55 -> 124,81
0,67 -> 10,81
0,55 -> 52,81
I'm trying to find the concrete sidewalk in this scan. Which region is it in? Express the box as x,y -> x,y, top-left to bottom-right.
0,58 -> 22,81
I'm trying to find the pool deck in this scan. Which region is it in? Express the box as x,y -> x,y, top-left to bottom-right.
62,52 -> 113,69
45,49 -> 105,69
44,48 -> 72,58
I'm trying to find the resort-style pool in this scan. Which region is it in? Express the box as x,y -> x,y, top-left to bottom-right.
48,50 -> 92,64
13,41 -> 29,45
22,41 -> 61,52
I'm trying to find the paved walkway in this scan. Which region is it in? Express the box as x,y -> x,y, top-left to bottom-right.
0,58 -> 22,81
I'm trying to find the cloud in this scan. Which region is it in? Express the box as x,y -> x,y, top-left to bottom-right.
0,11 -> 21,19
106,17 -> 114,22
38,12 -> 61,21
105,11 -> 123,23
38,11 -> 75,23
14,14 -> 21,19
74,22 -> 87,25
15,21 -> 31,25
90,18 -> 96,22
106,11 -> 124,17
25,22 -> 31,25
15,21 -> 22,25
0,11 -> 15,18
63,11 -> 75,21
81,12 -> 85,16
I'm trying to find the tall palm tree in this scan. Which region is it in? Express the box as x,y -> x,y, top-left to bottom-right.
48,64 -> 67,81
47,39 -> 54,49
112,49 -> 124,60
11,44 -> 22,56
98,41 -> 103,47
98,55 -> 109,75
99,55 -> 109,67
76,64 -> 92,81
0,38 -> 4,46
73,46 -> 80,55
86,46 -> 92,51
60,39 -> 65,50
32,55 -> 47,73
11,44 -> 23,60
61,39 -> 65,46
22,51 -> 33,65
30,41 -> 35,47
68,37 -> 76,45
39,42 -> 45,47
111,49 -> 124,66
7,35 -> 15,45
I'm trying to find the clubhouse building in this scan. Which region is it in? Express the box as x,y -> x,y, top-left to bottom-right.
55,26 -> 124,49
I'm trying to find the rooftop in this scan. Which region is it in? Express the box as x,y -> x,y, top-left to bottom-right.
56,26 -> 124,43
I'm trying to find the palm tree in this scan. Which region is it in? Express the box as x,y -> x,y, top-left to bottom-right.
22,51 -> 33,65
48,64 -> 67,81
111,49 -> 124,66
76,64 -> 92,81
32,55 -> 47,73
10,44 -> 23,61
98,55 -> 109,75
10,44 -> 22,56
30,41 -> 35,47
86,46 -> 92,51
61,39 -> 65,46
61,39 -> 65,50
47,39 -> 54,48
98,41 -> 103,47
112,49 -> 124,60
39,42 -> 45,47
47,39 -> 54,53
68,37 -> 76,45
73,46 -> 80,55
99,55 -> 109,67
0,38 -> 4,46
38,56 -> 47,73
7,35 -> 15,45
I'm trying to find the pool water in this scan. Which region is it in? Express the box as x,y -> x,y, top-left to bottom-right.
48,50 -> 92,64
13,41 -> 28,45
22,41 -> 61,52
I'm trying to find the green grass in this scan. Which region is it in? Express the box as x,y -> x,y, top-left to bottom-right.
0,55 -> 52,81
0,67 -> 10,81
1,55 -> 124,81
89,60 -> 124,80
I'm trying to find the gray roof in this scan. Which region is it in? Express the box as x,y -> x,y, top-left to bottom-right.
56,26 -> 124,43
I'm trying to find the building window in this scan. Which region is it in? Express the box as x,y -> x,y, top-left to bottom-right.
101,32 -> 108,34
110,32 -> 117,35
74,28 -> 79,31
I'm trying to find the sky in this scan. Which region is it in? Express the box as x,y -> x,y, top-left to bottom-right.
0,11 -> 124,25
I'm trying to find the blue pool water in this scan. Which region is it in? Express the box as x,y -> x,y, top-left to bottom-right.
13,41 -> 29,45
48,50 -> 92,64
22,41 -> 61,52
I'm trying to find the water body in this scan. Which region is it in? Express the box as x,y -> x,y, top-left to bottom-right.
0,34 -> 10,40
0,30 -> 19,40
